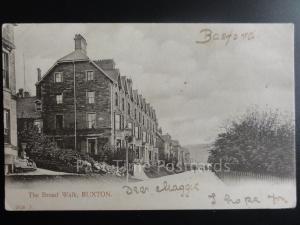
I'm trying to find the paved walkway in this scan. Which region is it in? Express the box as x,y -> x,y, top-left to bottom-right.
10,168 -> 75,176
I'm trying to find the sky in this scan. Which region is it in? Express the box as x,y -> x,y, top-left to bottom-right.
14,24 -> 294,146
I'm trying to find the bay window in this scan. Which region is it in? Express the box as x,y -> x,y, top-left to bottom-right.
115,114 -> 121,130
4,109 -> 10,143
2,52 -> 9,88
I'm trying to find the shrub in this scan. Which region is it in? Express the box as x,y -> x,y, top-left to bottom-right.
208,107 -> 295,177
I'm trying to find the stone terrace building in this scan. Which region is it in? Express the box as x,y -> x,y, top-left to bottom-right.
3,24 -> 18,174
16,89 -> 43,135
36,34 -> 158,163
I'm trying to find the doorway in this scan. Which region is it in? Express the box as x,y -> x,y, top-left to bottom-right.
87,138 -> 97,155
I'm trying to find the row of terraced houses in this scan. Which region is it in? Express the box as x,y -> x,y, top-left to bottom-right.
14,34 -> 190,169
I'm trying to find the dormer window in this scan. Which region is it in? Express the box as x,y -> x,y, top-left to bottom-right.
86,71 -> 94,81
115,92 -> 119,106
54,72 -> 63,83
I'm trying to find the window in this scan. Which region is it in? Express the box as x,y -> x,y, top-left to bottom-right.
134,108 -> 137,119
116,139 -> 121,151
54,72 -> 63,83
34,120 -> 43,133
135,126 -> 139,139
4,109 -> 10,143
122,98 -> 125,111
87,91 -> 95,104
2,52 -> 9,88
87,113 -> 96,129
128,103 -> 131,115
56,94 -> 63,104
135,146 -> 140,159
127,122 -> 132,129
142,131 -> 147,142
115,93 -> 119,106
86,71 -> 94,81
115,114 -> 121,130
121,115 -> 125,130
35,101 -> 42,111
87,138 -> 97,155
127,122 -> 133,135
143,115 -> 145,125
139,112 -> 141,123
55,115 -> 63,129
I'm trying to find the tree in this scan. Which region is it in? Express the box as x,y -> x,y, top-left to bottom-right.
18,125 -> 95,173
18,123 -> 57,158
208,107 -> 295,177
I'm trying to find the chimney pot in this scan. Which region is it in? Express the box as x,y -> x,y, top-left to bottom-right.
37,68 -> 41,81
24,91 -> 30,97
74,34 -> 87,54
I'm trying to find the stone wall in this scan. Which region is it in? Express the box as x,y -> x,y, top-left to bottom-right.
37,61 -> 113,151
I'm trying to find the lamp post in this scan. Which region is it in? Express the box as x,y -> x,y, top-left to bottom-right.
124,127 -> 133,183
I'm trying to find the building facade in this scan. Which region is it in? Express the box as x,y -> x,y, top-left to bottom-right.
36,34 -> 158,163
157,131 -> 191,168
17,89 -> 43,135
3,24 -> 18,174
158,133 -> 172,161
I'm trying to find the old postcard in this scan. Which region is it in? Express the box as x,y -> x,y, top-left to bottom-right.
3,23 -> 295,210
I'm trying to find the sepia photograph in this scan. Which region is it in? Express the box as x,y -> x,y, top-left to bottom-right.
3,23 -> 296,210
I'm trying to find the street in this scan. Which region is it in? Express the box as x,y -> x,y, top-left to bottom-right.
5,169 -> 296,210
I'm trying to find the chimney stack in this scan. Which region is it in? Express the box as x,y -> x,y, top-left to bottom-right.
37,68 -> 41,81
74,34 -> 87,55
24,91 -> 30,97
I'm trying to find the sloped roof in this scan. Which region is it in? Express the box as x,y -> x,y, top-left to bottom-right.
162,134 -> 172,142
58,49 -> 89,62
104,70 -> 119,82
93,60 -> 119,82
36,58 -> 115,86
17,97 -> 41,119
94,59 -> 115,70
